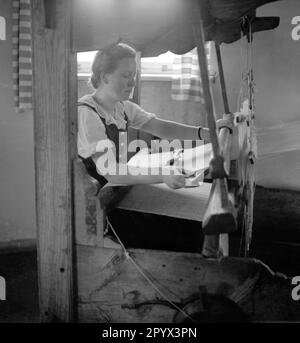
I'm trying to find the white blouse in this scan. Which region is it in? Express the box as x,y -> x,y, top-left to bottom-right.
77,94 -> 156,159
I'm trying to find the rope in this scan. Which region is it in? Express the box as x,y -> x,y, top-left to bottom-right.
105,216 -> 197,323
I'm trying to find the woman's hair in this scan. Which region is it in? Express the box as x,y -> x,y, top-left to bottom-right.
89,43 -> 137,89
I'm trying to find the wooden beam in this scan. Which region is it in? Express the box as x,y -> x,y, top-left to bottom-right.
43,0 -> 56,29
215,42 -> 234,177
215,43 -> 229,114
191,0 -> 236,235
32,0 -> 77,322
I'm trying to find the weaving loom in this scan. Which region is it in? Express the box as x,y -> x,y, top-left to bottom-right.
31,0 -> 300,323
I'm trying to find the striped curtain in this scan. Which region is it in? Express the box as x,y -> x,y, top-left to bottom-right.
12,0 -> 32,111
171,45 -> 210,103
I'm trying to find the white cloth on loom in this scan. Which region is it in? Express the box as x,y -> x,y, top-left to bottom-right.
107,144 -> 213,221
107,141 -> 237,220
108,142 -> 239,220
127,143 -> 213,187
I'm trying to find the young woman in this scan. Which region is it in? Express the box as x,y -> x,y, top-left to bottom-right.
78,43 -> 233,253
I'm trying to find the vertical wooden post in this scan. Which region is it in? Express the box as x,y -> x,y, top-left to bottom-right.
191,0 -> 236,236
215,42 -> 235,256
215,43 -> 230,114
32,0 -> 77,322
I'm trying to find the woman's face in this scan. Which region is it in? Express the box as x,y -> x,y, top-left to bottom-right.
105,57 -> 137,101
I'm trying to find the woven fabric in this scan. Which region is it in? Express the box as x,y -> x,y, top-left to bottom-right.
12,0 -> 32,111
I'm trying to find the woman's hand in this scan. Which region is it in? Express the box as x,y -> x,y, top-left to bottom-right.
162,167 -> 186,189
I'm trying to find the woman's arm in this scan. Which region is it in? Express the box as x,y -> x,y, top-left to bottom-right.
141,117 -> 233,141
96,160 -> 186,189
141,117 -> 210,141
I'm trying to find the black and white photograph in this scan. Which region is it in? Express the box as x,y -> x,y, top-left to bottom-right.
0,0 -> 300,333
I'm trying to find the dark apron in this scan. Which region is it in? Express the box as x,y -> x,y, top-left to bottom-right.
78,102 -> 135,211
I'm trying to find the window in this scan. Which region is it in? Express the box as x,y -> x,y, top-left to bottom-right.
77,44 -> 213,81
77,51 -> 97,79
141,44 -> 213,80
77,50 -> 175,79
141,51 -> 178,80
